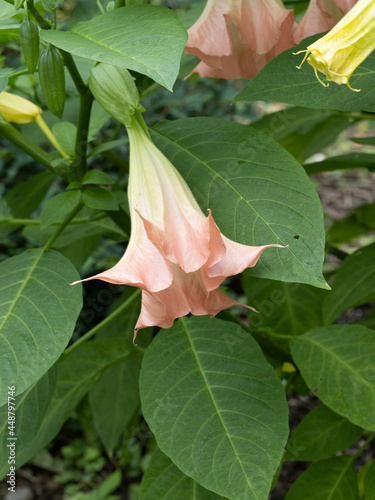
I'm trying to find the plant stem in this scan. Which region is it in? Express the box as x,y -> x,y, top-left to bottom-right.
59,50 -> 87,96
71,90 -> 94,180
139,81 -> 161,101
353,433 -> 375,460
43,201 -> 84,251
35,115 -> 70,159
61,288 -> 141,359
0,213 -> 106,226
27,1 -> 50,29
0,120 -> 58,175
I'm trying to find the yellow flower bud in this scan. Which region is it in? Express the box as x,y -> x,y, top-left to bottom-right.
295,0 -> 375,91
0,91 -> 42,124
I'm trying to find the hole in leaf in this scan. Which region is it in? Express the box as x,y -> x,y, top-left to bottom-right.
237,160 -> 246,164
294,235 -> 300,240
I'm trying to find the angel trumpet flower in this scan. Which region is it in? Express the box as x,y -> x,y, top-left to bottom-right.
72,113 -> 283,339
295,0 -> 375,91
185,0 -> 294,79
293,0 -> 358,44
0,91 -> 41,123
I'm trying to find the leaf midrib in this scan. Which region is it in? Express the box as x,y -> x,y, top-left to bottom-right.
180,318 -> 259,500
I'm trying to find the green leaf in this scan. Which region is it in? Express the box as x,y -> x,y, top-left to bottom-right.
364,460 -> 375,500
251,108 -> 351,163
0,367 -> 56,476
140,316 -> 289,500
243,276 -> 327,336
292,325 -> 375,431
285,457 -> 359,500
82,170 -> 114,186
40,190 -> 81,230
285,405 -> 362,461
323,243 -> 375,325
83,186 -> 119,211
0,1 -> 16,21
140,448 -> 227,500
40,5 -> 187,91
42,0 -> 65,11
89,358 -> 140,453
23,216 -> 127,247
0,196 -> 11,219
152,117 -> 327,289
5,172 -> 54,218
0,338 -> 132,479
0,68 -> 16,92
304,153 -> 375,175
235,34 -> 375,112
0,25 -> 20,43
52,121 -> 77,157
0,249 -> 82,407
326,214 -> 369,245
88,138 -> 128,158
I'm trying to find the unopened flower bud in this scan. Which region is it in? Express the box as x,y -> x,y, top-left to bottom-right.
89,63 -> 144,126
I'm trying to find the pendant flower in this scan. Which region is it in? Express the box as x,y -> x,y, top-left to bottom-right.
295,0 -> 374,91
293,0 -> 357,44
185,0 -> 294,79
72,113 -> 283,339
0,91 -> 42,123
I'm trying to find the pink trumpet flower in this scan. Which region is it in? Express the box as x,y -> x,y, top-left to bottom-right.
293,0 -> 358,44
185,0 -> 294,79
72,113 -> 283,340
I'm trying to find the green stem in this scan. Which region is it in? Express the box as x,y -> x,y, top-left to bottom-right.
61,288 -> 141,359
353,433 -> 375,460
139,81 -> 161,101
27,1 -> 50,29
35,115 -> 70,159
59,50 -> 87,96
71,90 -> 94,180
0,213 -> 106,226
43,201 -> 84,251
8,68 -> 35,80
0,120 -> 59,175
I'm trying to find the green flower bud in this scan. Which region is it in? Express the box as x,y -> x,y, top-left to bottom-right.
38,44 -> 66,118
89,63 -> 144,127
20,20 -> 40,74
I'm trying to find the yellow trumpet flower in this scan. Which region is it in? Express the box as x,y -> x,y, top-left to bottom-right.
0,91 -> 42,123
295,0 -> 375,91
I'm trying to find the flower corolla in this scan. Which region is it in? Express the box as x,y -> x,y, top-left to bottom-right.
72,113 -> 283,339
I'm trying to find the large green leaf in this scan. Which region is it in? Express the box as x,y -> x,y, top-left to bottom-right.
152,118 -> 326,289
140,448 -> 227,500
0,338 -> 132,479
284,405 -> 362,462
140,316 -> 289,500
235,35 -> 375,112
40,5 -> 187,91
0,249 -> 82,407
285,457 -> 359,500
292,325 -> 375,431
243,276 -> 327,336
323,243 -> 375,325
